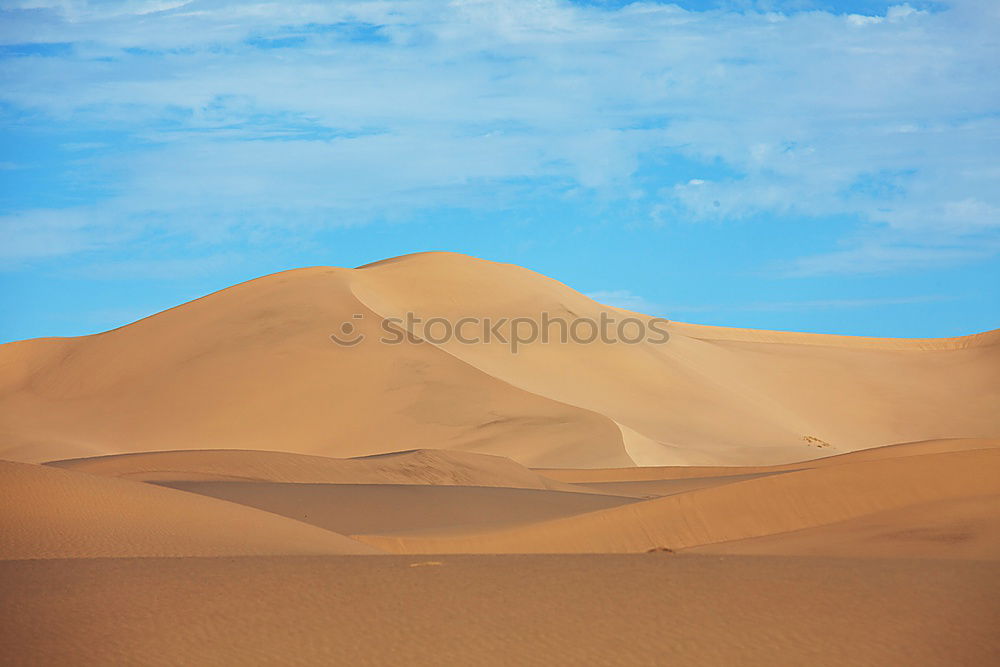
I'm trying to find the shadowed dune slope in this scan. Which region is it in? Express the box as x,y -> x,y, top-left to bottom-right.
158,482 -> 639,535
1,252 -> 997,467
357,448 -> 1000,554
0,461 -> 380,558
46,448 -> 587,492
687,495 -> 1000,560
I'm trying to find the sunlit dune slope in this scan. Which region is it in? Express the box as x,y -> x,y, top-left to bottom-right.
0,460 -> 381,558
687,495 -> 1000,560
351,253 -> 1000,465
1,252 -> 997,467
542,437 -> 1000,483
357,448 -> 1000,554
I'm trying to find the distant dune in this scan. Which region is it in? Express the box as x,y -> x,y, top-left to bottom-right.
2,252 -> 998,663
47,447 -> 586,491
541,437 -> 1000,482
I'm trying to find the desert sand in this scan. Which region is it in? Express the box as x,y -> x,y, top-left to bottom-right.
3,555 -> 997,666
1,252 -> 998,664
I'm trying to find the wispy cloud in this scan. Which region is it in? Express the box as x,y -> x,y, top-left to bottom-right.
1,0 -> 998,272
786,240 -> 1000,276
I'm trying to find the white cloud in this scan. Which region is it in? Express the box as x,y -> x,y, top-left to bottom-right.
847,14 -> 883,26
0,0 -> 997,271
0,207 -> 127,262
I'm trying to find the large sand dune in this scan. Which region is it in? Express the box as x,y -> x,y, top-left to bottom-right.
1,252 -> 997,467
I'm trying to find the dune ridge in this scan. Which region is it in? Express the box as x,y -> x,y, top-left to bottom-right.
0,459 -> 380,558
542,437 -> 1000,482
46,447 -> 587,491
357,448 -> 1000,554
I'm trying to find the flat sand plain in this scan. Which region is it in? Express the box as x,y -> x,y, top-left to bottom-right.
2,555 -> 997,666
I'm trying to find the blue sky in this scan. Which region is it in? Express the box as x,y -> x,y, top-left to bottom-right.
1,0 -> 998,342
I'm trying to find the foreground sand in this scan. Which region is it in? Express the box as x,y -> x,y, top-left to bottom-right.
2,555 -> 997,666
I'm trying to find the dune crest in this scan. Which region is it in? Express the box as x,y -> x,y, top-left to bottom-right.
47,447 -> 585,491
541,437 -> 1000,482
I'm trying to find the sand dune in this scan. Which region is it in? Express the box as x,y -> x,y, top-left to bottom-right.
47,447 -> 586,491
542,437 -> 1000,482
688,495 -> 1000,560
1,252 -> 997,467
3,555 -> 997,666
351,253 -> 1000,465
0,262 -> 625,467
0,460 -> 380,558
358,448 -> 1000,554
571,471 -> 788,498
